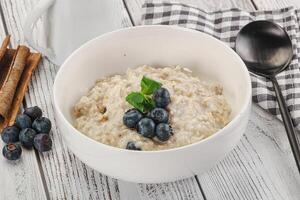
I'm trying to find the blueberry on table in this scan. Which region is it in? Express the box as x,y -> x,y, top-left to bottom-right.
34,134 -> 52,152
137,118 -> 156,138
126,141 -> 141,151
24,106 -> 43,120
32,117 -> 52,134
153,87 -> 171,108
155,123 -> 172,142
19,128 -> 37,148
149,108 -> 169,124
123,109 -> 143,128
1,125 -> 20,143
15,114 -> 32,129
2,143 -> 22,160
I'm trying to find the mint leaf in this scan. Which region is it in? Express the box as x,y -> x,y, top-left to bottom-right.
126,92 -> 155,113
144,95 -> 155,111
141,76 -> 162,95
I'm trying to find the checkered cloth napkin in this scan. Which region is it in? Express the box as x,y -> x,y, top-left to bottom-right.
141,0 -> 300,129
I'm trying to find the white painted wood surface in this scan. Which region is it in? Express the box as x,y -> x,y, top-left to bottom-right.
0,4 -> 47,200
253,0 -> 300,9
0,0 -> 300,199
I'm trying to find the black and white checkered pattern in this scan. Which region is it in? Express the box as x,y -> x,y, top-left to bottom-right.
141,0 -> 300,129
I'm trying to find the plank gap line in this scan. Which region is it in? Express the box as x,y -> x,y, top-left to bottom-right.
250,0 -> 259,10
122,0 -> 135,26
35,149 -> 51,200
194,175 -> 207,200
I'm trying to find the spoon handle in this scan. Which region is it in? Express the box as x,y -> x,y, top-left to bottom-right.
271,76 -> 300,173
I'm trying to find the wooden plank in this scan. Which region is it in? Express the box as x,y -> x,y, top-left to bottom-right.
0,142 -> 47,200
0,0 -> 131,199
0,8 -> 47,200
119,178 -> 206,200
0,146 -> 47,200
124,0 -> 254,25
252,0 -> 300,9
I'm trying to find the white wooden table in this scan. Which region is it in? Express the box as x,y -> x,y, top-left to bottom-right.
1,0 -> 300,199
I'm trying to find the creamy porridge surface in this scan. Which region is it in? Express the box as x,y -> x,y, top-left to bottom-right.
73,66 -> 231,151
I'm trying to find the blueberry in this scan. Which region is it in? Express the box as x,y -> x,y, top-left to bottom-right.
2,143 -> 22,160
149,108 -> 169,124
126,141 -> 141,151
137,118 -> 156,138
24,106 -> 42,120
15,114 -> 32,129
1,125 -> 20,143
153,87 -> 171,108
32,117 -> 52,134
155,123 -> 172,142
34,134 -> 52,152
19,128 -> 37,148
123,109 -> 143,128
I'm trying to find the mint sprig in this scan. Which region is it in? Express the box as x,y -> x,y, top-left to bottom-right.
126,76 -> 162,113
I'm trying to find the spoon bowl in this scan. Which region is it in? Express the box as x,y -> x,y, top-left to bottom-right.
236,20 -> 293,77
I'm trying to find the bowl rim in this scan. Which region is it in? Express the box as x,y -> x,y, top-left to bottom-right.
53,25 -> 252,154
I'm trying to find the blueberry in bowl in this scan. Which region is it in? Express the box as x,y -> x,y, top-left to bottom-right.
149,108 -> 169,124
126,141 -> 141,151
123,109 -> 143,128
153,87 -> 171,108
155,123 -> 172,142
137,118 -> 156,138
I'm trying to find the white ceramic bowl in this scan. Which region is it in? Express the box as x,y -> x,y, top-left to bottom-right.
53,25 -> 251,183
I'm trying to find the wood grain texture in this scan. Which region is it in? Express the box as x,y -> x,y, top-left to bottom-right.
123,0 -> 255,25
0,6 -> 47,200
199,105 -> 300,200
0,0 -> 130,199
253,0 -> 300,9
119,177 -> 206,200
0,145 -> 47,200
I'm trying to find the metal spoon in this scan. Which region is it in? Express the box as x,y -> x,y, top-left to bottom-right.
235,20 -> 300,173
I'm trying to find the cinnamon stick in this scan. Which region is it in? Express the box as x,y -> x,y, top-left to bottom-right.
0,45 -> 30,123
8,53 -> 41,126
0,36 -> 11,88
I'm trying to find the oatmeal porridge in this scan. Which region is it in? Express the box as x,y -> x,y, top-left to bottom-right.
73,66 -> 231,151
